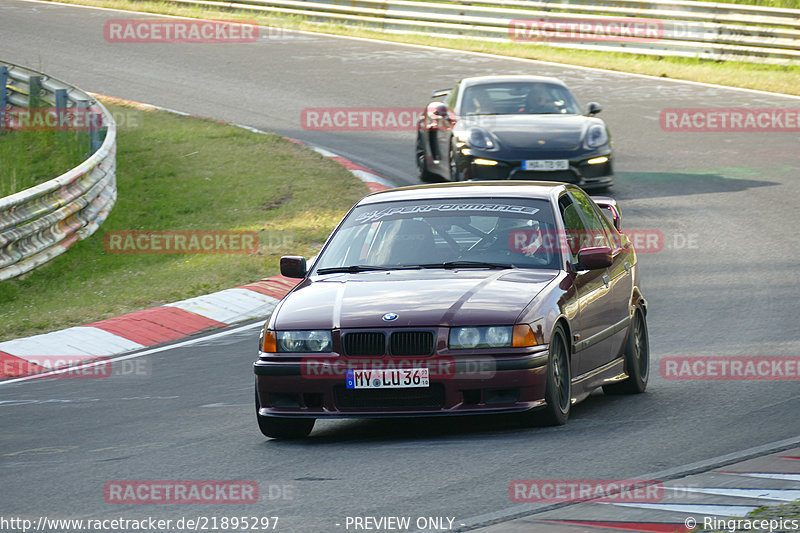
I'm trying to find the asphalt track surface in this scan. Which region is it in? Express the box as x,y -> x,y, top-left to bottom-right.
1,1 -> 799,531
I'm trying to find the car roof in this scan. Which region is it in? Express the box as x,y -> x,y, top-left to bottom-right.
358,181 -> 572,205
459,75 -> 568,89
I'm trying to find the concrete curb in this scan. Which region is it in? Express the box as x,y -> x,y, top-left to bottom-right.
0,96 -> 396,378
468,442 -> 800,533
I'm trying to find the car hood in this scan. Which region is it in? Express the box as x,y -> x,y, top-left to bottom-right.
272,269 -> 557,330
460,114 -> 596,151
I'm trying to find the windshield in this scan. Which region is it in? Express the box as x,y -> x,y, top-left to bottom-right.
461,82 -> 580,116
313,197 -> 560,273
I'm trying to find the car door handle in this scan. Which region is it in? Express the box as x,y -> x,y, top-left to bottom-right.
602,274 -> 610,288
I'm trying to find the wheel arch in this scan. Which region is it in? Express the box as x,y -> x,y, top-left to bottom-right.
551,315 -> 574,366
631,286 -> 647,316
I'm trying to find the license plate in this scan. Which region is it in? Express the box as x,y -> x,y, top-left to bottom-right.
522,159 -> 569,171
346,368 -> 429,389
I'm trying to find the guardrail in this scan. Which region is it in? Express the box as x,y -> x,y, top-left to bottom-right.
0,61 -> 117,281
168,0 -> 800,63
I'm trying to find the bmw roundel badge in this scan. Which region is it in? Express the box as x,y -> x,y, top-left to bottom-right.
382,312 -> 398,321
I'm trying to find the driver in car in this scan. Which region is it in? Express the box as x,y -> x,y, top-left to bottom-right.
525,85 -> 559,114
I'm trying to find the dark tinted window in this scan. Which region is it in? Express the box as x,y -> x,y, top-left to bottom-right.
461,82 -> 580,115
559,192 -> 610,263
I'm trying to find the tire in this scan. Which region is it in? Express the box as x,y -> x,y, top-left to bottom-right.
448,143 -> 460,182
255,389 -> 315,439
603,305 -> 649,395
539,324 -> 571,426
416,135 -> 438,183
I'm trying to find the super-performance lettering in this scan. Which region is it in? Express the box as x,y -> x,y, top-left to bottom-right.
355,204 -> 540,223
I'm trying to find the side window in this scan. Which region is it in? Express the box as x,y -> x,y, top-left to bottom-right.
558,195 -> 584,264
596,206 -> 622,249
569,190 -> 611,250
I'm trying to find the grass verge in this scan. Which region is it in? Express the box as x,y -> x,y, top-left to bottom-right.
0,100 -> 368,341
0,129 -> 89,197
47,0 -> 800,96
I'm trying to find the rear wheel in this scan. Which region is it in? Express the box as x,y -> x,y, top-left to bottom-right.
539,324 -> 571,426
255,389 -> 315,439
449,143 -> 460,182
603,305 -> 649,395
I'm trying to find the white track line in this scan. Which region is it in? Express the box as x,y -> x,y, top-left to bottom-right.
598,502 -> 757,517
734,473 -> 800,482
669,487 -> 800,502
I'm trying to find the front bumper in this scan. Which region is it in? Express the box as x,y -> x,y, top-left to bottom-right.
463,152 -> 614,189
254,350 -> 549,418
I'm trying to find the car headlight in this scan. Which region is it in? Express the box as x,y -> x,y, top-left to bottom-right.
450,326 -> 513,349
270,330 -> 333,353
466,127 -> 499,151
453,327 -> 483,349
585,124 -> 609,148
449,325 -> 540,350
485,326 -> 511,347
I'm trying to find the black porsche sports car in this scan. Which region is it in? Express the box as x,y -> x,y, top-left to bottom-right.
416,75 -> 614,189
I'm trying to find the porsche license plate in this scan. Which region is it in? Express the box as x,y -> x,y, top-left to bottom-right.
522,159 -> 569,171
346,368 -> 429,389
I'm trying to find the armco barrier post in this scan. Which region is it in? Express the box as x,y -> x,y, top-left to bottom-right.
0,66 -> 7,132
55,88 -> 67,132
76,99 -> 90,153
89,111 -> 102,153
28,75 -> 42,107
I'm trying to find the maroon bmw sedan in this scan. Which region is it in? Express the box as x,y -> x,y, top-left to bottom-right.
254,181 -> 648,438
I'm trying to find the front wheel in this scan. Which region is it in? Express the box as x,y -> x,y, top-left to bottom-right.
540,324 -> 571,426
255,389 -> 315,439
416,134 -> 438,183
448,143 -> 460,182
603,304 -> 649,395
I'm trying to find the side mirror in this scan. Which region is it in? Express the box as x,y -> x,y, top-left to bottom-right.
280,255 -> 307,279
578,246 -> 612,270
586,102 -> 602,115
427,102 -> 449,119
431,88 -> 450,99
